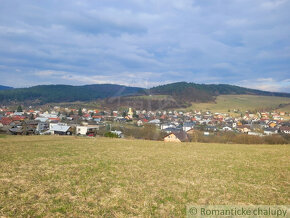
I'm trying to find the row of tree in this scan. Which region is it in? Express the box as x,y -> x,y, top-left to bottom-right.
188,131 -> 289,144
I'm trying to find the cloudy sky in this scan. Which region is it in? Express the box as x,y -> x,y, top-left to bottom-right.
0,0 -> 289,92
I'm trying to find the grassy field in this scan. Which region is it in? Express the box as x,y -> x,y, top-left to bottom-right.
0,136 -> 289,217
277,104 -> 290,112
188,95 -> 290,113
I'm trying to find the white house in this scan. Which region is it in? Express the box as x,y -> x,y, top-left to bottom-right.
149,119 -> 160,125
182,122 -> 195,132
36,122 -> 49,133
161,123 -> 176,130
222,126 -> 233,131
40,113 -> 58,119
76,125 -> 99,135
13,112 -> 24,116
264,128 -> 278,135
46,123 -> 72,135
35,117 -> 49,122
248,132 -> 263,136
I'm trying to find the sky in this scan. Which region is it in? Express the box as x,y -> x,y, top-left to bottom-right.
0,0 -> 289,92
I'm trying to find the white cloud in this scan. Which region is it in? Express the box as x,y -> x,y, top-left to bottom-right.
34,69 -> 170,88
237,78 -> 290,92
256,78 -> 275,82
0,0 -> 289,92
35,70 -> 67,76
261,0 -> 288,9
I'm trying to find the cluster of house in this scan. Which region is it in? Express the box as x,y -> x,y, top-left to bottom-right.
0,106 -> 289,142
0,107 -> 100,136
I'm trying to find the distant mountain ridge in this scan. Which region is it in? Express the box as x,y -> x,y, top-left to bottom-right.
0,85 -> 13,91
0,84 -> 142,104
149,82 -> 290,98
0,82 -> 289,105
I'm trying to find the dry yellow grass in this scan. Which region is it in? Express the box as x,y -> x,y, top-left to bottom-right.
0,135 -> 289,217
188,95 -> 290,113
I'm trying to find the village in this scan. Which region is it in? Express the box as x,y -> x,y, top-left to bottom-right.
0,105 -> 289,143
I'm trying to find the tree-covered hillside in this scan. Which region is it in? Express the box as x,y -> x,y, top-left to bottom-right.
0,82 -> 289,106
0,84 -> 142,104
149,82 -> 290,97
0,85 -> 13,91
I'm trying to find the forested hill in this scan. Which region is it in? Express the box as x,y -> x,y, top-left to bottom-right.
149,82 -> 290,98
0,82 -> 289,105
0,85 -> 13,91
0,84 -> 142,104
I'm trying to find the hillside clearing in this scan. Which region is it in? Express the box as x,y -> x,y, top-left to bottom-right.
188,95 -> 290,113
0,136 -> 289,217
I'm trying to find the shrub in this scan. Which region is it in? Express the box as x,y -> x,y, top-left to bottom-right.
264,135 -> 288,144
280,133 -> 290,143
104,132 -> 119,138
120,124 -> 166,140
232,135 -> 264,144
188,131 -> 289,145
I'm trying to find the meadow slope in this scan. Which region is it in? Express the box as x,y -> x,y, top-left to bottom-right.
189,95 -> 290,113
0,136 -> 289,217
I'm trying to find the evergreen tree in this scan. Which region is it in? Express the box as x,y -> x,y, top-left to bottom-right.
78,108 -> 83,116
17,105 -> 23,112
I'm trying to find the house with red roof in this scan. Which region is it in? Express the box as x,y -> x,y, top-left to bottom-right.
0,117 -> 13,125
